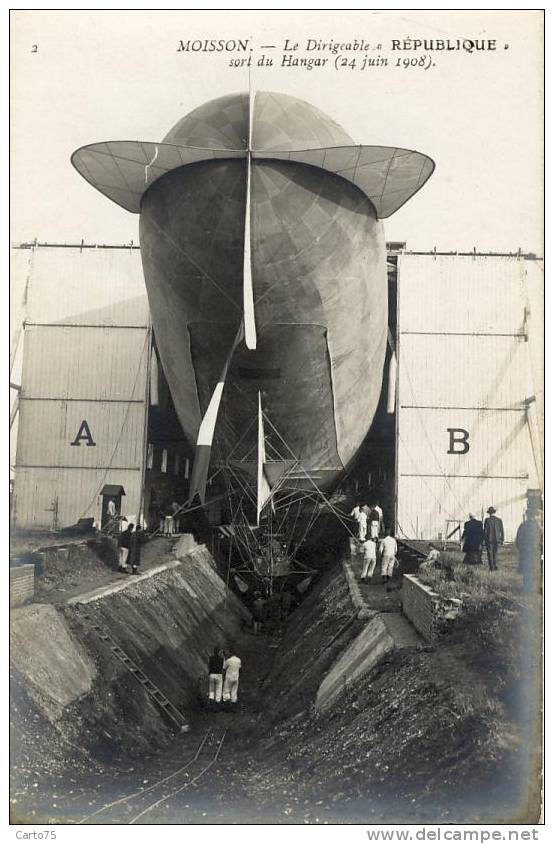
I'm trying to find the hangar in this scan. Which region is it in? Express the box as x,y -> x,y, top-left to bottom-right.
10,241 -> 542,541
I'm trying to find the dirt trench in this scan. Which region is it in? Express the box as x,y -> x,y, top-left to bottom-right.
10,549 -> 539,825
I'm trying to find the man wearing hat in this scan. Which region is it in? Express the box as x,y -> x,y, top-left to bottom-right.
461,513 -> 484,566
483,507 -> 504,571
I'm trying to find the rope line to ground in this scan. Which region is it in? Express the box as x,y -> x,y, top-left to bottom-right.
78,329 -> 151,523
128,730 -> 227,824
401,358 -> 467,516
77,728 -> 212,824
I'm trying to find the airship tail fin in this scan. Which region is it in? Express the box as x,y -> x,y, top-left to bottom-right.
188,321 -> 244,505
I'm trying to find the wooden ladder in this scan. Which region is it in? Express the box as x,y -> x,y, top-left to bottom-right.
444,520 -> 462,549
81,611 -> 189,732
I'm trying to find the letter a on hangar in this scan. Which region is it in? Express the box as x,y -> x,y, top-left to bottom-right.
70,419 -> 96,447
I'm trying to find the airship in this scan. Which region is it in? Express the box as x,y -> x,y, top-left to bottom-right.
72,91 -> 434,518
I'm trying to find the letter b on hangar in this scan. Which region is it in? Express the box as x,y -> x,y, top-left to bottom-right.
447,427 -> 470,455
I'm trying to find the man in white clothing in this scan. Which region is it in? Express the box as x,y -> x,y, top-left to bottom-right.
350,504 -> 368,541
379,530 -> 397,581
374,502 -> 384,535
422,545 -> 441,567
357,509 -> 368,541
223,652 -> 242,703
367,504 -> 381,540
361,538 -> 377,581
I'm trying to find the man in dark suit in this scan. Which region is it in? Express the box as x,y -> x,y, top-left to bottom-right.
483,506 -> 504,571
461,513 -> 484,565
516,511 -> 542,594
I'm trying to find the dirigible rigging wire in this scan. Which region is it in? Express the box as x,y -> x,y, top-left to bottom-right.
395,519 -> 411,540
223,414 -> 356,573
401,358 -> 467,516
147,214 -> 242,314
222,533 -> 234,631
158,380 -> 361,563
290,495 -> 321,558
77,329 -> 151,522
521,263 -> 544,487
396,427 -> 458,525
261,411 -> 359,539
10,247 -> 33,377
525,402 -> 543,491
146,413 -> 260,538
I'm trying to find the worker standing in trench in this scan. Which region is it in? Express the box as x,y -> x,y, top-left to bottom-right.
367,503 -> 381,540
251,591 -> 265,635
222,650 -> 242,705
350,503 -> 368,540
360,536 -> 378,582
208,647 -> 225,704
379,529 -> 398,583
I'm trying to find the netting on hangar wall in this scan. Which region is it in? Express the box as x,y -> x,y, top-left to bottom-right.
12,245 -> 151,530
395,253 -> 543,542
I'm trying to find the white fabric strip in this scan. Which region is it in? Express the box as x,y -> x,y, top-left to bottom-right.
197,382 -> 225,446
243,83 -> 257,350
257,392 -> 272,524
243,152 -> 257,349
194,321 -> 244,448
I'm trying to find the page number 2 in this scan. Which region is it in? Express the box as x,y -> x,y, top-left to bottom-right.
31,44 -> 38,53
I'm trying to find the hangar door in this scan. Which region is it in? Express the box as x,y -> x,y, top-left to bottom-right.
395,253 -> 542,542
12,245 -> 151,529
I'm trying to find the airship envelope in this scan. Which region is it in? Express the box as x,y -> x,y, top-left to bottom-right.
72,92 -> 435,502
72,91 -> 434,219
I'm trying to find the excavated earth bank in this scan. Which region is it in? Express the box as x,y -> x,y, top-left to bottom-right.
10,545 -> 540,825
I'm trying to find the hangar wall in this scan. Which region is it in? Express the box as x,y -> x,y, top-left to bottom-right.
12,246 -> 151,530
395,253 -> 543,541
12,244 -> 543,538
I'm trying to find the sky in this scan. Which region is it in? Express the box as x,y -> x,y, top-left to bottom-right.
10,9 -> 543,255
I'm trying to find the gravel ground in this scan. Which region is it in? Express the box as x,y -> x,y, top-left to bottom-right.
10,556 -> 540,825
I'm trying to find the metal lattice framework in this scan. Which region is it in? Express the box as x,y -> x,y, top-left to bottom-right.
206,407 -> 358,594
